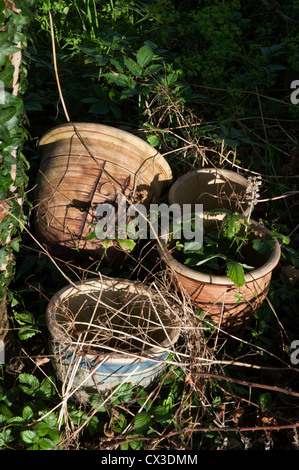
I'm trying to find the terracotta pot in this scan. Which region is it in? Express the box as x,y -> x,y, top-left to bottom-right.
34,122 -> 173,263
168,168 -> 250,221
160,220 -> 281,332
46,277 -> 181,402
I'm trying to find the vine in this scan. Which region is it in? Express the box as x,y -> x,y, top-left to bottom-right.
0,0 -> 32,304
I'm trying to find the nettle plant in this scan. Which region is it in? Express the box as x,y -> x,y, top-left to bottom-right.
170,176 -> 289,287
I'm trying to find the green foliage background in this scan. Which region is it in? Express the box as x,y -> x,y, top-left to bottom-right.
0,0 -> 32,302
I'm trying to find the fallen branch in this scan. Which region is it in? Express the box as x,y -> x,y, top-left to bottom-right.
190,371 -> 299,399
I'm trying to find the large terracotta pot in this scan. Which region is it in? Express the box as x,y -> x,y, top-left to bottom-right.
168,167 -> 250,218
46,277 -> 181,402
34,122 -> 173,263
160,220 -> 281,332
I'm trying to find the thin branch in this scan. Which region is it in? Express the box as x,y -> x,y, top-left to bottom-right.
191,371 -> 299,399
49,12 -> 70,122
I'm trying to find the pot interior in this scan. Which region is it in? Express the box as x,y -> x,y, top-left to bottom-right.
52,285 -> 179,353
170,169 -> 248,213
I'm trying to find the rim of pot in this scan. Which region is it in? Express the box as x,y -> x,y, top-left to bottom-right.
38,122 -> 173,183
168,167 -> 248,206
46,277 -> 181,355
160,219 -> 281,286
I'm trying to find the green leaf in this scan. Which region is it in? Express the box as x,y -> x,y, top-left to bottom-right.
146,134 -> 160,147
0,33 -> 10,47
129,437 -> 143,450
88,394 -> 106,412
88,100 -> 110,115
226,259 -> 245,286
38,437 -> 57,450
153,405 -> 172,424
259,392 -> 272,410
0,106 -> 17,126
103,72 -> 136,88
18,373 -> 39,396
18,325 -> 37,340
69,409 -> 88,426
134,411 -> 152,433
145,63 -> 163,75
268,230 -> 290,245
22,405 -> 34,423
124,57 -> 143,77
195,253 -> 227,267
0,122 -> 11,142
222,212 -> 247,239
0,428 -> 14,447
39,376 -> 56,400
88,415 -> 100,436
41,414 -> 61,443
111,412 -> 127,433
21,430 -> 38,444
10,239 -> 20,252
117,238 -> 136,252
112,383 -> 134,403
0,404 -> 13,420
0,41 -> 20,56
136,389 -> 152,409
120,441 -> 129,450
252,237 -> 275,255
84,231 -> 97,240
34,421 -> 50,438
136,45 -> 154,68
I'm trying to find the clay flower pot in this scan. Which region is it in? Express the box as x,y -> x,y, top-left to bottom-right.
46,277 -> 181,402
168,167 -> 250,221
160,220 -> 281,332
34,122 -> 173,263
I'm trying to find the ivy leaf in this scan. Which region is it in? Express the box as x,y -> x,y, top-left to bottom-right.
226,259 -> 245,286
0,107 -> 18,127
0,42 -> 20,56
